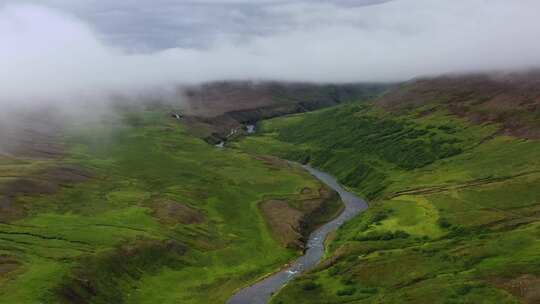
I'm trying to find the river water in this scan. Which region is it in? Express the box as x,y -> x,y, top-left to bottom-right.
227,164 -> 368,304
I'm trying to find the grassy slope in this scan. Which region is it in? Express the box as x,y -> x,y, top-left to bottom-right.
0,109 -> 335,304
235,102 -> 540,303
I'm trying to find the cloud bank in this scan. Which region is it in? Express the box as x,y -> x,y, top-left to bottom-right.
2,0 -> 540,107
1,0 -> 391,51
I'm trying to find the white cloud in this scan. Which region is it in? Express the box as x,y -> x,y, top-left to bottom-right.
2,0 -> 540,108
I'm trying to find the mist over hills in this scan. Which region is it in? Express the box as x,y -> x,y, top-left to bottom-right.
3,0 -> 540,108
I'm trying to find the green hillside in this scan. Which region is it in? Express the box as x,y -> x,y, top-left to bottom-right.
0,108 -> 341,304
235,101 -> 540,303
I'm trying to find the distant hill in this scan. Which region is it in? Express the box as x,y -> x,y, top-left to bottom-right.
183,81 -> 391,117
181,81 -> 391,143
378,71 -> 540,138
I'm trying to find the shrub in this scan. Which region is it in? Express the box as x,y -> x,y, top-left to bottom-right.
455,284 -> 473,295
355,230 -> 410,241
371,210 -> 390,223
341,278 -> 355,285
328,267 -> 340,276
393,230 -> 410,239
336,287 -> 356,296
360,287 -> 378,294
302,282 -> 320,291
448,225 -> 467,237
437,217 -> 452,229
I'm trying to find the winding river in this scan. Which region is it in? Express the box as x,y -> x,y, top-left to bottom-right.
227,164 -> 368,304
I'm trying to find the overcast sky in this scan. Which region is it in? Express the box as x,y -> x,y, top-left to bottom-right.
1,0 -> 390,51
2,0 -> 540,105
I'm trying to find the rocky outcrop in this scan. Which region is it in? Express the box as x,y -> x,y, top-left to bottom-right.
259,186 -> 342,251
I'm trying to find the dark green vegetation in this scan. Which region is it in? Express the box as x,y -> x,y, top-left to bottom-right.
0,108 -> 343,304
236,95 -> 540,303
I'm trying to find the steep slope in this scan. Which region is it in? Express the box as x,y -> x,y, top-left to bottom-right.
235,73 -> 540,303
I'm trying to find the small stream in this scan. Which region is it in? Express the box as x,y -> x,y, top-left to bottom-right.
227,164 -> 368,304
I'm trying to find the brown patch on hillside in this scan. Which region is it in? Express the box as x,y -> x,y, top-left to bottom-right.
1,166 -> 93,197
0,108 -> 92,221
254,155 -> 291,169
377,71 -> 540,139
490,275 -> 540,303
0,165 -> 93,222
0,179 -> 58,222
260,186 -> 342,250
298,187 -> 335,213
0,110 -> 65,159
1,178 -> 58,196
44,166 -> 94,184
0,255 -> 20,278
148,200 -> 205,225
0,197 -> 27,222
260,200 -> 305,249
